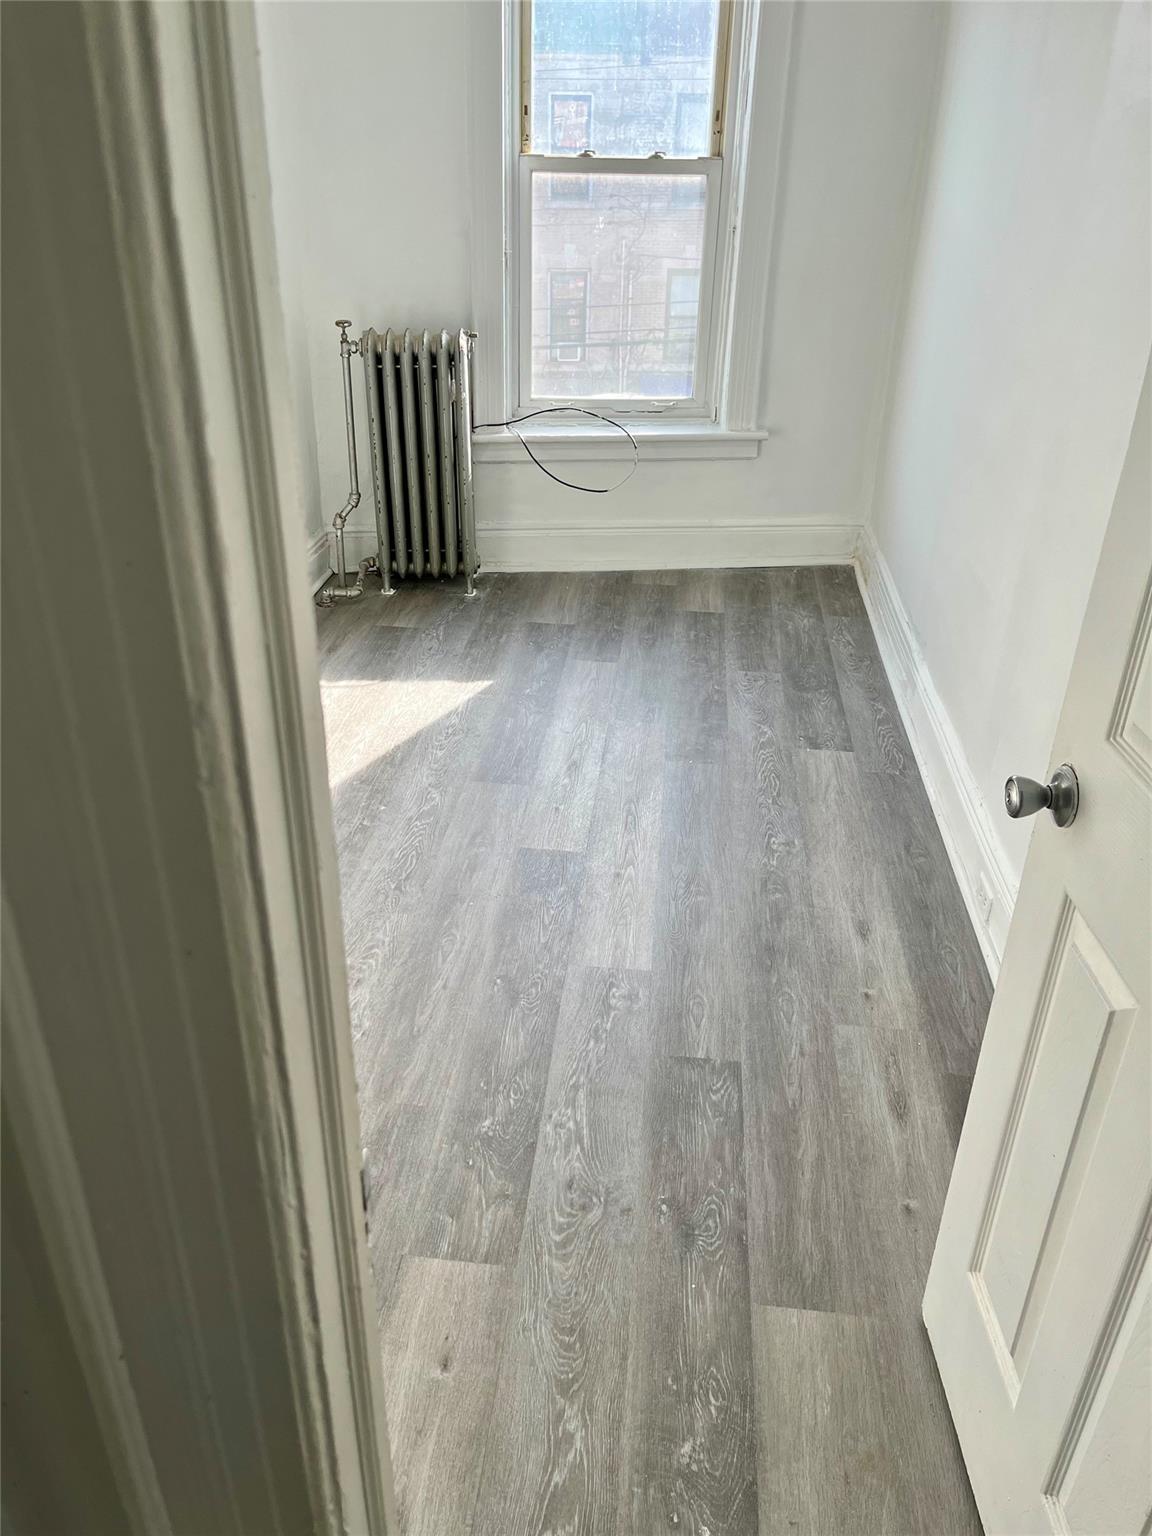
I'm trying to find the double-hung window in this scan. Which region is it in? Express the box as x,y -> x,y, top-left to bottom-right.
516,0 -> 735,419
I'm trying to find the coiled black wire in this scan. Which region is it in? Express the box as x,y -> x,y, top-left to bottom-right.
472,406 -> 640,494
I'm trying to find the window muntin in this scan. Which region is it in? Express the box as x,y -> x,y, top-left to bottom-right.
516,0 -> 731,416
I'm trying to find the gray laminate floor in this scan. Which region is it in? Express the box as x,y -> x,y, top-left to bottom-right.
318,566 -> 990,1536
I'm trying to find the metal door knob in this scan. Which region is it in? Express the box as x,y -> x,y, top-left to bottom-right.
1004,763 -> 1079,828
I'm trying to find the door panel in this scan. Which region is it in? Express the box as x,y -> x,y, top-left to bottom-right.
923,360 -> 1152,1535
975,903 -> 1141,1389
1054,1262 -> 1150,1536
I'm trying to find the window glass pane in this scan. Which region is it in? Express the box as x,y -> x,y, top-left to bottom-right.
530,0 -> 721,157
531,171 -> 707,400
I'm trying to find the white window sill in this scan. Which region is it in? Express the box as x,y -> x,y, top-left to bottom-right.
471,422 -> 769,463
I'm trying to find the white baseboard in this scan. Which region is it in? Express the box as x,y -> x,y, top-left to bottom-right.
476,520 -> 860,572
855,529 -> 1016,979
310,523 -> 859,578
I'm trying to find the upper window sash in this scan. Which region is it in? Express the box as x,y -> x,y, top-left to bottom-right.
519,0 -> 735,158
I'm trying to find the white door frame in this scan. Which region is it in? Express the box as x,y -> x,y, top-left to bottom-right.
52,2 -> 396,1527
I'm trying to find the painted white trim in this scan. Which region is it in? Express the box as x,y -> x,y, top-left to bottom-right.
719,0 -> 795,431
309,530 -> 334,592
855,528 -> 1016,977
333,522 -> 856,573
171,9 -> 397,1528
472,425 -> 766,462
466,0 -> 507,427
112,3 -> 396,1527
478,520 -> 859,572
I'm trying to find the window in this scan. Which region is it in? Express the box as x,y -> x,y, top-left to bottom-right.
549,91 -> 592,152
674,92 -> 710,156
672,92 -> 709,206
664,267 -> 700,382
549,270 -> 589,363
515,0 -> 734,417
547,93 -> 593,205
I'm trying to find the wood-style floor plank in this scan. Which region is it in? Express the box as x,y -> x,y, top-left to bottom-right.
813,562 -> 867,619
363,1101 -> 437,1311
380,1257 -> 509,1536
771,566 -> 853,751
623,1056 -> 758,1535
475,619 -> 572,784
676,569 -> 727,614
752,1306 -> 981,1536
572,716 -> 665,971
821,612 -> 913,775
356,778 -> 527,1116
572,572 -> 630,662
793,747 -> 922,1032
665,608 -> 728,761
724,667 -> 853,1313
316,565 -> 991,1536
831,1024 -> 958,1318
865,769 -> 992,1079
520,657 -> 613,854
652,756 -> 740,1061
412,847 -> 585,1266
471,967 -> 648,1535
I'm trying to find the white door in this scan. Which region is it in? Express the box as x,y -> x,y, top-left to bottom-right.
924,362 -> 1152,1536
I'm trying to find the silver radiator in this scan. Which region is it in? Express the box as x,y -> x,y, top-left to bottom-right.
361,328 -> 478,595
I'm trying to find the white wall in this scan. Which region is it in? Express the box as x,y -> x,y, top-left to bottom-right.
865,0 -> 1150,962
255,0 -> 476,583
254,0 -> 944,573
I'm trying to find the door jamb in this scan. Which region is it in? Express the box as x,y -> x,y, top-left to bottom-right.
83,2 -> 397,1528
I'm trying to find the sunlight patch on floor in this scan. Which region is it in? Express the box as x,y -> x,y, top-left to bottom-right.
321,678 -> 491,788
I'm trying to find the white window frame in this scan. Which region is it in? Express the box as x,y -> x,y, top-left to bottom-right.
509,0 -> 738,423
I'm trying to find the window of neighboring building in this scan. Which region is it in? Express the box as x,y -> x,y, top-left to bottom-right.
549,91 -> 593,152
547,94 -> 593,205
549,270 -> 589,362
664,267 -> 700,379
674,91 -> 710,155
672,92 -> 709,207
516,0 -> 734,415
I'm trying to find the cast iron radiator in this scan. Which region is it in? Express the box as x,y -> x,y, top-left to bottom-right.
361,327 -> 478,593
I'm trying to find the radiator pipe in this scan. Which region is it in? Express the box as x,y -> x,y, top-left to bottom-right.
459,330 -> 479,599
317,321 -> 378,605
